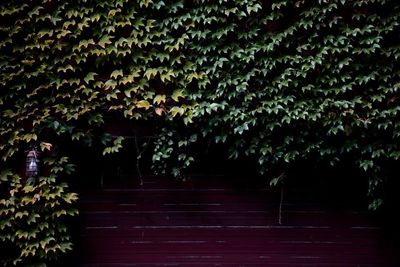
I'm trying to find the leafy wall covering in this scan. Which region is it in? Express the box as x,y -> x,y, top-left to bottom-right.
1,0 -> 399,265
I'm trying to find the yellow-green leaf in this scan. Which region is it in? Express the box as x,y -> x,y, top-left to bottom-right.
136,100 -> 151,109
154,94 -> 166,104
143,68 -> 158,79
171,89 -> 185,102
40,142 -> 53,151
110,69 -> 123,79
84,72 -> 97,84
170,106 -> 185,117
98,35 -> 112,48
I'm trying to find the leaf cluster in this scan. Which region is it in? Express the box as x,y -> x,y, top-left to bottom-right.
1,0 -> 400,263
0,157 -> 78,266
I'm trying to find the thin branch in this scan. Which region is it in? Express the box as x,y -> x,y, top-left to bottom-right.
134,135 -> 150,186
279,184 -> 284,225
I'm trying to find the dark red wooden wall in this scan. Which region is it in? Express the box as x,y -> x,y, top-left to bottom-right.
73,175 -> 400,266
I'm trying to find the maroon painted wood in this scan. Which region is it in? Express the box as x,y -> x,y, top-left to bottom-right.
75,176 -> 400,266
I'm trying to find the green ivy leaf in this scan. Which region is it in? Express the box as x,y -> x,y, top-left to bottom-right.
136,100 -> 151,109
171,89 -> 185,102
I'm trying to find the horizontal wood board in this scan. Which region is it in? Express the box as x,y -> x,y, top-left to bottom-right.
75,176 -> 400,266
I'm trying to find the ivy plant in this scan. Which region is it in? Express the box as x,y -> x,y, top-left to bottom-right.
1,0 -> 399,265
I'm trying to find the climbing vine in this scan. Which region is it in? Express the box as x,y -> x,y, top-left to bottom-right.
1,0 -> 400,265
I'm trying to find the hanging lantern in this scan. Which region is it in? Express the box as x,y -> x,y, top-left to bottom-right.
26,147 -> 39,178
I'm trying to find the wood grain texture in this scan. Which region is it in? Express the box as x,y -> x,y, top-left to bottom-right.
74,176 -> 400,266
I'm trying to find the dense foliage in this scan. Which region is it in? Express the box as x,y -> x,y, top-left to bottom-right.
1,0 -> 399,265
0,157 -> 78,267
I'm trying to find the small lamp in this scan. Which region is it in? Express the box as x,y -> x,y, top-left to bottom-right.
26,146 -> 39,178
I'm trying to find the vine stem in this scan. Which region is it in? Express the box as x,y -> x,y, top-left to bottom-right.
279,184 -> 284,225
134,136 -> 143,185
135,136 -> 151,186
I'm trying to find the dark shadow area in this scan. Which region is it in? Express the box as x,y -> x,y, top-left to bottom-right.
55,137 -> 400,266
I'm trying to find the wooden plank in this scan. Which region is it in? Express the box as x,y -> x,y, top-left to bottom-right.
74,176 -> 400,266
